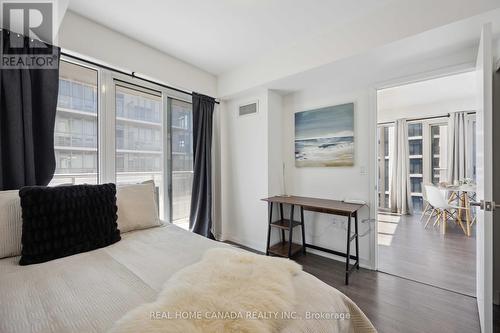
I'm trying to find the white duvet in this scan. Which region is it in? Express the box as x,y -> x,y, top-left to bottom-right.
0,224 -> 375,333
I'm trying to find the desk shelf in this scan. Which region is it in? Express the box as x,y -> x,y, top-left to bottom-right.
268,242 -> 303,257
270,219 -> 301,230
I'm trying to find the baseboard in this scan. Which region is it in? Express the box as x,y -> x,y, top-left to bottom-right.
220,234 -> 372,269
305,247 -> 372,270
219,233 -> 267,253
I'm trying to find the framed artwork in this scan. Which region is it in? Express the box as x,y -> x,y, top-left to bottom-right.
295,103 -> 354,167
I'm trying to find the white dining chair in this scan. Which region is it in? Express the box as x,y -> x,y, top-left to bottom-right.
419,185 -> 434,222
424,185 -> 467,234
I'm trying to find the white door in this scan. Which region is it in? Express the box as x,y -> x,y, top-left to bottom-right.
475,22 -> 494,333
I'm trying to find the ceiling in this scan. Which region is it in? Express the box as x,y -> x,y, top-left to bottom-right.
67,0 -> 391,75
377,71 -> 476,111
240,6 -> 500,100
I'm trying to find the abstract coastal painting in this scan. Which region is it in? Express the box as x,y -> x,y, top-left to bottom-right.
295,103 -> 354,167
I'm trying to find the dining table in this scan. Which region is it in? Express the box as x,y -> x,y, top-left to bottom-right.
440,184 -> 476,236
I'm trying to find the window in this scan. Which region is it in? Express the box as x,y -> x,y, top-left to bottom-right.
412,196 -> 423,212
378,125 -> 393,210
408,123 -> 422,137
466,115 -> 477,181
115,85 -> 163,207
409,159 -> 423,174
430,124 -> 448,184
171,99 -> 193,227
379,115 -> 477,214
50,58 -> 195,226
408,122 -> 423,212
50,61 -> 98,186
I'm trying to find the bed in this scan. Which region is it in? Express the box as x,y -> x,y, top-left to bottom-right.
0,223 -> 375,333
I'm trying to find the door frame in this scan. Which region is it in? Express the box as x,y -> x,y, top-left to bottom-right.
475,23 -> 494,333
368,63 -> 476,270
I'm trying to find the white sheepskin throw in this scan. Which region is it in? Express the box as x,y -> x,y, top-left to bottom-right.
109,248 -> 302,333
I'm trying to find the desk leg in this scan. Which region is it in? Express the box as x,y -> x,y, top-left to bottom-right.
266,202 -> 273,256
300,206 -> 306,254
288,205 -> 295,257
355,212 -> 359,270
345,214 -> 352,285
280,203 -> 285,244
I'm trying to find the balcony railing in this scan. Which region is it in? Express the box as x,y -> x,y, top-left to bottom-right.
55,132 -> 97,148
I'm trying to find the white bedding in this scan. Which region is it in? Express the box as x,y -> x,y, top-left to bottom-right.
0,224 -> 375,333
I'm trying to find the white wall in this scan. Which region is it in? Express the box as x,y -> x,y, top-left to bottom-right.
220,90 -> 270,251
219,89 -> 286,250
282,88 -> 374,266
219,86 -> 374,266
267,91 -> 284,196
57,11 -> 216,97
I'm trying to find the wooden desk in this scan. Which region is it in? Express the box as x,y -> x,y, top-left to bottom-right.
261,195 -> 365,285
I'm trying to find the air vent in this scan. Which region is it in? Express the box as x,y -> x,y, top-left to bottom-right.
239,101 -> 258,116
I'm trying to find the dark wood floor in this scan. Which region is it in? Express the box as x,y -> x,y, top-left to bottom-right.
295,253 -> 480,333
377,212 -> 476,296
226,241 -> 481,333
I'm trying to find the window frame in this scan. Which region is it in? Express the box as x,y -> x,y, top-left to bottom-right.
54,56 -> 193,223
377,124 -> 394,211
52,58 -> 100,185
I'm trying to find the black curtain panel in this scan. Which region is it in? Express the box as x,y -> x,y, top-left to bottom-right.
189,92 -> 215,238
0,30 -> 61,190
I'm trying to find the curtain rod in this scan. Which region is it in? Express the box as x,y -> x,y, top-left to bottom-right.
377,111 -> 476,126
61,52 -> 220,105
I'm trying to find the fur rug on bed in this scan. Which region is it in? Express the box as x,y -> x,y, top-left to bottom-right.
109,248 -> 302,333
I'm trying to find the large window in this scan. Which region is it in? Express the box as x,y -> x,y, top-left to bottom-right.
115,85 -> 163,183
378,116 -> 476,213
171,99 -> 193,226
49,59 -> 195,227
51,61 -> 98,185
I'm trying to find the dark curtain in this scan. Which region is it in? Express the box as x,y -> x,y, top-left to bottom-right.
189,92 -> 215,238
0,30 -> 61,190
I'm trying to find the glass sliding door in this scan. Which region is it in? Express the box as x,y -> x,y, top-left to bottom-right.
114,84 -> 164,215
50,61 -> 98,185
50,56 -> 197,225
170,99 -> 193,229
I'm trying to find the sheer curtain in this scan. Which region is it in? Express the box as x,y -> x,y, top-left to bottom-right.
390,119 -> 413,215
447,111 -> 468,184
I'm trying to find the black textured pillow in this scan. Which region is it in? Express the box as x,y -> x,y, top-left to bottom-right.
18,183 -> 120,265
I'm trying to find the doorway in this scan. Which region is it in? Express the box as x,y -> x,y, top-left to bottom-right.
375,71 -> 478,296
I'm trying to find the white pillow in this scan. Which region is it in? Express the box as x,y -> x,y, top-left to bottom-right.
0,190 -> 22,259
116,182 -> 161,233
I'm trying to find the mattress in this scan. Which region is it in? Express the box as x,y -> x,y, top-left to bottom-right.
0,224 -> 375,333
